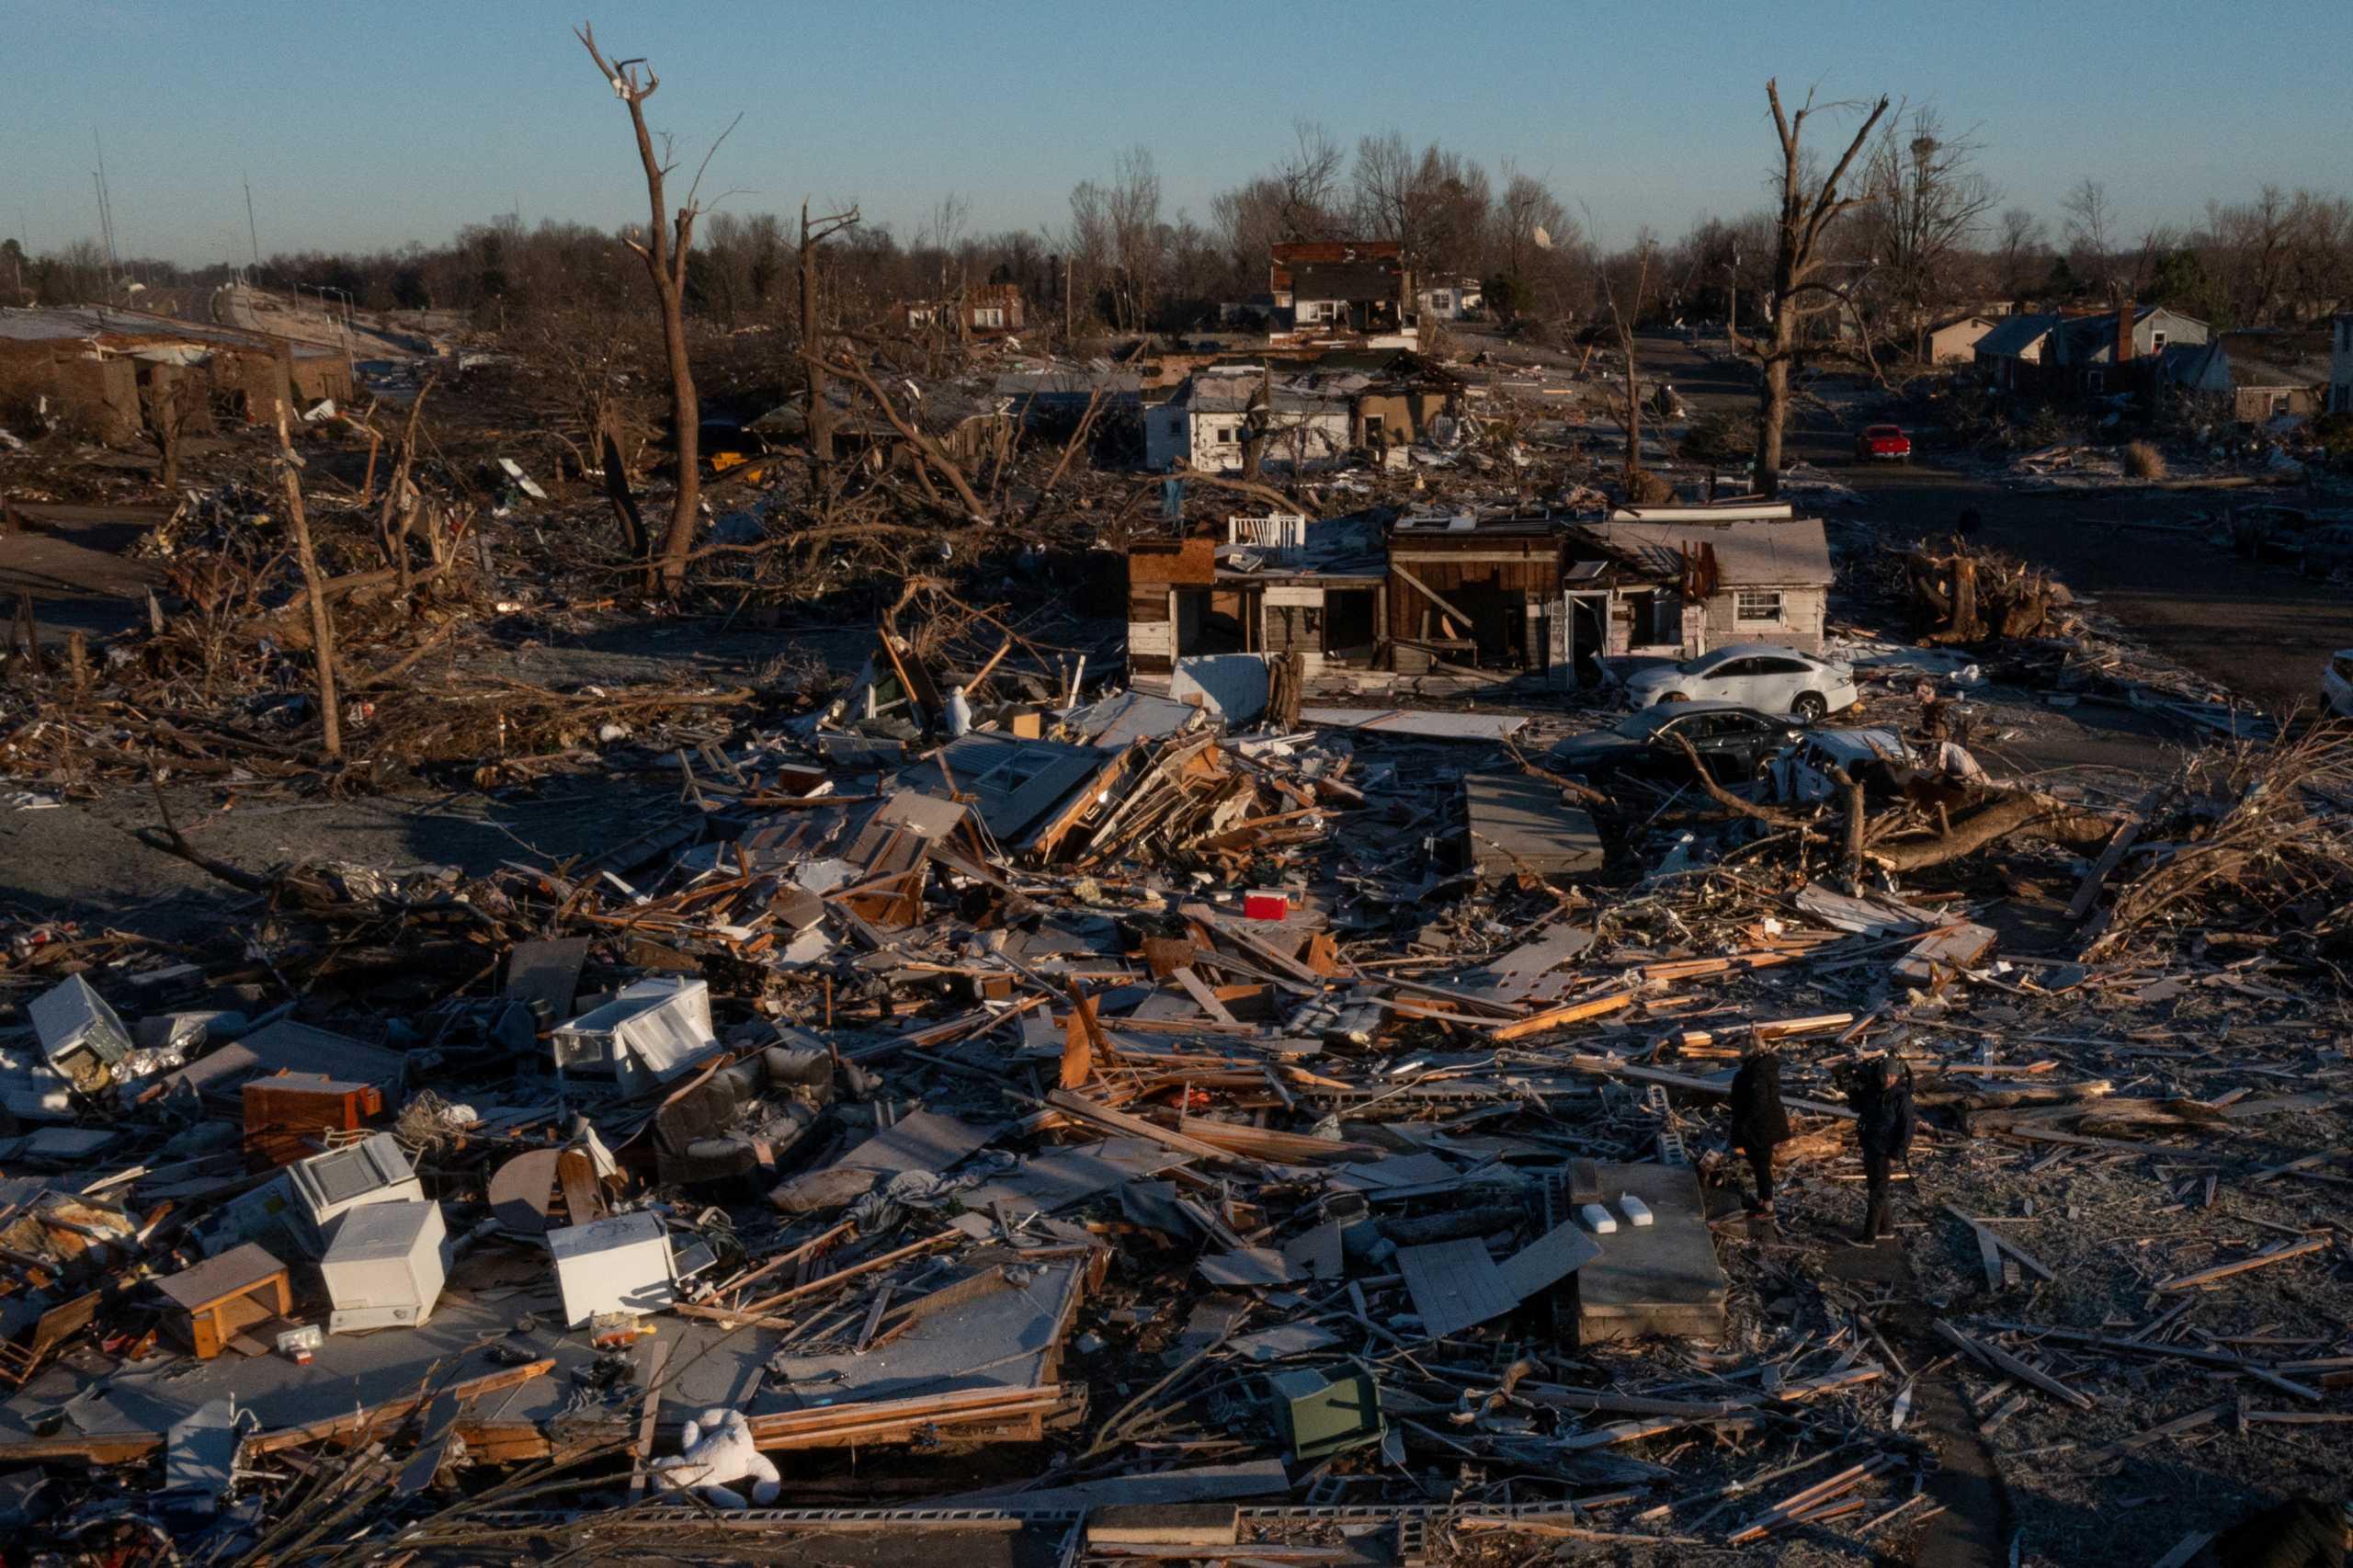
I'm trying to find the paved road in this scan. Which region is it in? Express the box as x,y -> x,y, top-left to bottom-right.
1636,332 -> 2353,716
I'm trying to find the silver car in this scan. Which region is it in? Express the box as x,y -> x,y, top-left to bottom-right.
1623,642 -> 1860,722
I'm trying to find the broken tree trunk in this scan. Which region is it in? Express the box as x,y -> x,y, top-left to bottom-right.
275,402 -> 342,760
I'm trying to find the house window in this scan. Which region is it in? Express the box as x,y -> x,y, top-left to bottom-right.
2272,392 -> 2290,415
1212,424 -> 1238,446
1734,589 -> 1786,625
2085,369 -> 2106,394
2151,330 -> 2166,354
972,307 -> 1004,329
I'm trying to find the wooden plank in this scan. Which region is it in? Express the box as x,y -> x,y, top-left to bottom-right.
1046,1088 -> 1261,1168
1941,1205 -> 2057,1284
2155,1236 -> 2329,1292
1488,988 -> 1637,1042
1171,967 -> 1240,1025
626,1338 -> 671,1500
1933,1321 -> 2091,1410
2067,792 -> 2155,922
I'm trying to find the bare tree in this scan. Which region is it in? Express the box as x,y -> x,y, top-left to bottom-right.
1497,164 -> 1571,286
800,199 -> 860,494
1859,106 -> 1997,359
574,22 -> 737,593
1598,232 -> 1659,493
2061,178 -> 2118,300
1272,121 -> 1344,238
1740,79 -> 1890,497
1994,206 -> 2046,304
1106,147 -> 1164,330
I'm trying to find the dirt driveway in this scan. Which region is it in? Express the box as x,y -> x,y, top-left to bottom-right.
1640,332 -> 2353,716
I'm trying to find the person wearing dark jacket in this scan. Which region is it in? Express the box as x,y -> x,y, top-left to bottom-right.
2196,1495 -> 2350,1568
1848,1055 -> 1915,1244
1727,1050 -> 1793,1217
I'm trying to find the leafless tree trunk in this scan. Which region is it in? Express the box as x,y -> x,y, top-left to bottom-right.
1740,79 -> 1889,497
799,200 -> 859,493
1598,234 -> 1655,492
1242,366 -> 1271,483
274,401 -> 340,760
575,23 -> 736,594
2062,178 -> 2119,301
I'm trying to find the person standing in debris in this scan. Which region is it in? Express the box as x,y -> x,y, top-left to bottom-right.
2193,1495 -> 2350,1568
1847,1055 -> 1915,1244
1727,1048 -> 1791,1218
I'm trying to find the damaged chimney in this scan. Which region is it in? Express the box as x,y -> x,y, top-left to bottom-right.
2116,303 -> 2135,364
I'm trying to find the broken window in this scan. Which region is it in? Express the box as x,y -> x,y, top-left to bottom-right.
1734,589 -> 1785,625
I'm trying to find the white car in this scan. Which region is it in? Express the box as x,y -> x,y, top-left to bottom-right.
2324,650 -> 2353,718
1623,643 -> 1859,722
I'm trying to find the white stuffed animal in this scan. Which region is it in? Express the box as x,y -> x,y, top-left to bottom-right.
650,1406 -> 780,1507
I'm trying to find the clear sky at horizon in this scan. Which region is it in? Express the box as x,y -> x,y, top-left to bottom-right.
7,0 -> 2349,266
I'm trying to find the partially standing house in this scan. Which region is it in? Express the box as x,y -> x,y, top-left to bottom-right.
1384,509 -> 1565,676
1561,506 -> 1836,673
1143,369 -> 1351,473
1971,312 -> 2062,391
1270,241 -> 1416,348
1126,514 -> 1389,685
1927,313 -> 2003,364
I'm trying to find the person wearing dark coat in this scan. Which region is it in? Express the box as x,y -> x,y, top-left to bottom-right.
1727,1050 -> 1793,1217
1848,1055 -> 1915,1244
2196,1495 -> 2350,1568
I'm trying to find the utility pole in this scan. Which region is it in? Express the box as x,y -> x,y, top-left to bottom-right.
93,130 -> 119,293
243,172 -> 261,278
1727,247 -> 1739,344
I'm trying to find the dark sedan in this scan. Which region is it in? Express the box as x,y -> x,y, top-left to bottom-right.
1547,701 -> 1804,790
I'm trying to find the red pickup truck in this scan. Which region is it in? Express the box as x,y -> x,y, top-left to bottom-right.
1855,424 -> 1912,462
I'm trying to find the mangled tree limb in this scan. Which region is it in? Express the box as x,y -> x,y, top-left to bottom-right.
274,401 -> 342,760
1866,787 -> 2118,872
827,352 -> 994,523
1904,539 -> 2063,644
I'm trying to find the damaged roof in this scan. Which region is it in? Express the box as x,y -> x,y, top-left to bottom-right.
1571,516 -> 1835,586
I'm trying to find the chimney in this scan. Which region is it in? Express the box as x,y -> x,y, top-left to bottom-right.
2115,303 -> 2134,365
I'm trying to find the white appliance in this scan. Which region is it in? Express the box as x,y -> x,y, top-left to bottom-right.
551,977 -> 719,1096
546,1211 -> 676,1327
321,1199 -> 449,1333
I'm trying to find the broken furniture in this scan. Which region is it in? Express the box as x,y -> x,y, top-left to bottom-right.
546,1211 -> 676,1327
319,1199 -> 449,1333
551,977 -> 721,1096
156,1243 -> 292,1360
242,1072 -> 385,1168
1572,1162 -> 1729,1345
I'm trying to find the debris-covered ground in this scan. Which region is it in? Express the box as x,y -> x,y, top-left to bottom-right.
1,312 -> 2348,1568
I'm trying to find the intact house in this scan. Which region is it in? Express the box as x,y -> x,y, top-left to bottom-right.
1973,304 -> 2210,398
1561,506 -> 1836,678
1144,369 -> 1351,473
1126,515 -> 1389,685
2333,313 -> 2352,414
0,305 -> 353,445
1927,313 -> 2002,364
1269,241 -> 1416,348
2162,329 -> 2333,422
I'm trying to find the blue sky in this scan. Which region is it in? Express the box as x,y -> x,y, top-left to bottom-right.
8,0 -> 2349,264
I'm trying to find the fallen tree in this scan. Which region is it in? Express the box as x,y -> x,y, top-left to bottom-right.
1904,539 -> 2070,644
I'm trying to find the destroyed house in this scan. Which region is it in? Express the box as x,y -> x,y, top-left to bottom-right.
992,365 -> 1142,426
900,281 -> 1025,335
1269,240 -> 1415,347
1126,514 -> 1388,683
1384,509 -> 1567,676
1143,370 -> 1351,473
2163,329 -> 2333,420
0,306 -> 353,444
1564,507 -> 1835,662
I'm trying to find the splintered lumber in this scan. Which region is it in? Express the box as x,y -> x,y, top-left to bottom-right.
627,1338 -> 672,1499
1970,1319 -> 2323,1402
1933,1321 -> 2092,1410
1047,1087 -> 1262,1167
735,1226 -> 965,1315
2068,791 -> 2156,922
2154,1236 -> 2329,1292
744,1382 -> 1071,1450
1942,1205 -> 2057,1286
1727,1458 -> 1894,1545
1488,988 -> 1639,1041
